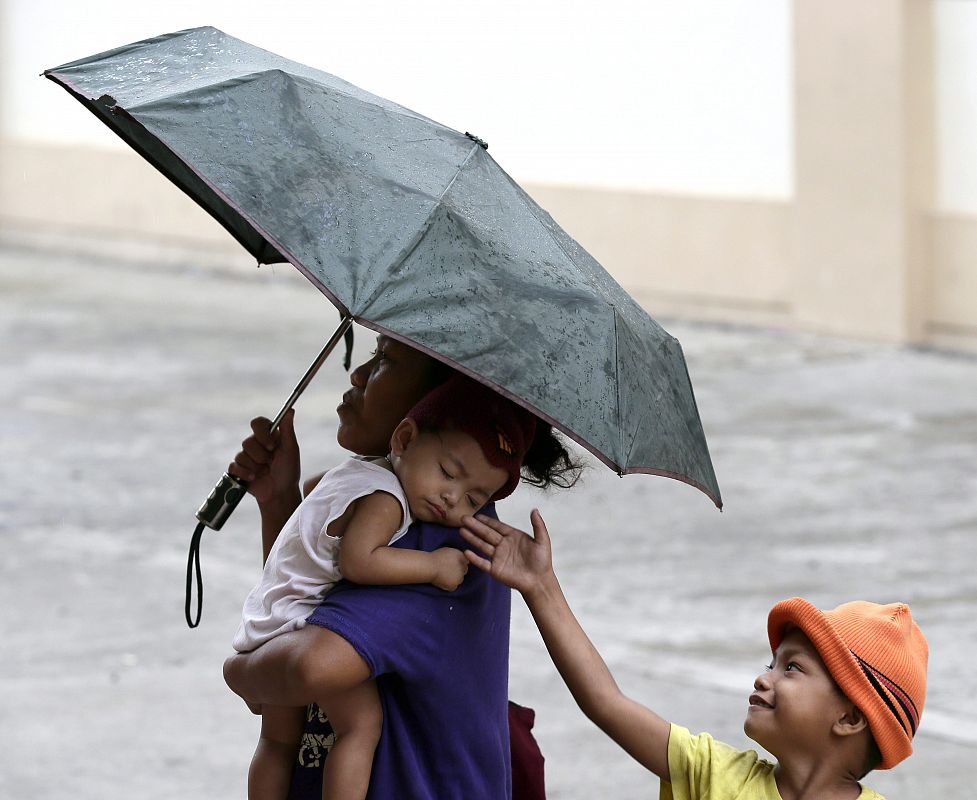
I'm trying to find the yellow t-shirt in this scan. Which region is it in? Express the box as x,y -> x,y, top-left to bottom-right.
661,724 -> 885,800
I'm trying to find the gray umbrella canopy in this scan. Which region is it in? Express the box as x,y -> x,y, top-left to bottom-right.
45,26 -> 721,507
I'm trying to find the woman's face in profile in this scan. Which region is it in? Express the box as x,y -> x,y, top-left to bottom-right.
336,335 -> 442,456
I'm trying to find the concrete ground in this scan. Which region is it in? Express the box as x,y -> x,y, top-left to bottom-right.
1,231 -> 975,798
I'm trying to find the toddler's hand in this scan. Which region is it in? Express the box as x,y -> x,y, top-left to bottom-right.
431,547 -> 469,591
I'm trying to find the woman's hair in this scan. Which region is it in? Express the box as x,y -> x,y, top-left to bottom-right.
427,358 -> 457,388
520,421 -> 584,490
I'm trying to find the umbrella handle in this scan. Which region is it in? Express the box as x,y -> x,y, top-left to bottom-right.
194,471 -> 250,532
186,313 -> 354,628
194,313 -> 354,531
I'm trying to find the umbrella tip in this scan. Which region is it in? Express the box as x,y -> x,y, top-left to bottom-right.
464,132 -> 488,150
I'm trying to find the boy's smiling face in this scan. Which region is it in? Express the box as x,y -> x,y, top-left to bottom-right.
744,627 -> 854,760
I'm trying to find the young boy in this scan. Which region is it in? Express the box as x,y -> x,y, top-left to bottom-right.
234,375 -> 535,800
461,511 -> 928,800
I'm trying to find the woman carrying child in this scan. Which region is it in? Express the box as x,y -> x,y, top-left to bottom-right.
233,374 -> 537,799
224,334 -> 580,799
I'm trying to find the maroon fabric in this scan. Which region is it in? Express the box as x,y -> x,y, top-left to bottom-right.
408,374 -> 536,500
508,701 -> 546,800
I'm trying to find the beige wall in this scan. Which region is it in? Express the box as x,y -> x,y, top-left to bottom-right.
930,213 -> 977,348
0,140 -> 240,252
522,185 -> 792,328
4,137 -> 973,351
2,0 -> 975,351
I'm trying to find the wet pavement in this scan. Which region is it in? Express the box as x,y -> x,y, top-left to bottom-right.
1,232 -> 975,798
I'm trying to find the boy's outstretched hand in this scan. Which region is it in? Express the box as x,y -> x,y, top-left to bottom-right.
460,510 -> 554,597
464,509 -> 672,779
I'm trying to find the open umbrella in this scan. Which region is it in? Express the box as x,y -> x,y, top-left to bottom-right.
45,27 -> 721,621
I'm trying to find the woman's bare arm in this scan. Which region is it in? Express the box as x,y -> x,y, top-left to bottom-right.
302,471 -> 326,498
224,626 -> 371,708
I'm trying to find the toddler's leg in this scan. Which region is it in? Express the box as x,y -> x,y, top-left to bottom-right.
319,680 -> 383,800
248,704 -> 305,800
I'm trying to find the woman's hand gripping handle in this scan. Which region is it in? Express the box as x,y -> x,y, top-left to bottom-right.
226,409 -> 303,562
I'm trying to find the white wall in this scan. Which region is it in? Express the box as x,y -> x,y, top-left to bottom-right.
935,0 -> 977,215
1,0 -> 792,198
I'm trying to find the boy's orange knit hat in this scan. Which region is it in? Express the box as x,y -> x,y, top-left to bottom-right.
767,598 -> 928,769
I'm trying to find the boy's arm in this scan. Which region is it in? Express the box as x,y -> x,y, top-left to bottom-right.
461,511 -> 672,780
339,492 -> 468,591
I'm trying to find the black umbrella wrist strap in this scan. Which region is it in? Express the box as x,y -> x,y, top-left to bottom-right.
185,522 -> 205,628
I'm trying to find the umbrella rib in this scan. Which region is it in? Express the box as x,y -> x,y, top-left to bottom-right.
48,25 -> 456,136
509,190 -> 717,499
121,73 -> 457,137
614,309 -> 654,464
501,174 -> 613,303
355,142 -> 483,314
105,28 -> 458,139
490,169 -> 634,469
613,308 -> 625,474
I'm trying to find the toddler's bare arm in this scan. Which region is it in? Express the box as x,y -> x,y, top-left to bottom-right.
338,492 -> 468,591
